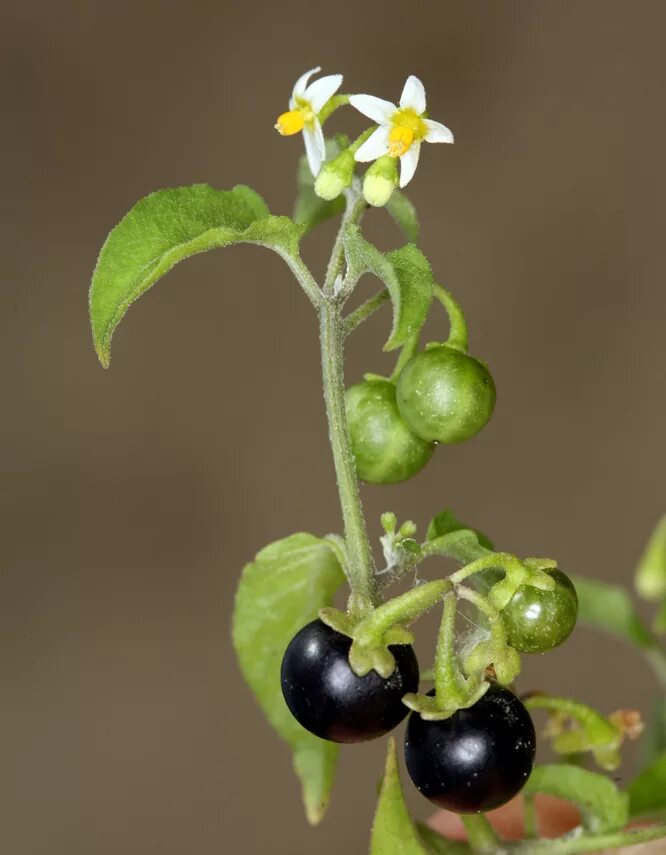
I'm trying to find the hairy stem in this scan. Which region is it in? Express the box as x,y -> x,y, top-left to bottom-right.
390,332 -> 420,382
344,289 -> 389,334
522,793 -> 538,839
434,594 -> 467,703
324,191 -> 366,294
434,283 -> 468,351
320,193 -> 376,614
508,823 -> 666,853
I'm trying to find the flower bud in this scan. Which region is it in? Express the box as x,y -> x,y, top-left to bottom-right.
314,150 -> 355,200
362,155 -> 398,207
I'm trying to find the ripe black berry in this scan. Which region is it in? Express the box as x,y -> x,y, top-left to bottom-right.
404,684 -> 536,812
281,619 -> 419,743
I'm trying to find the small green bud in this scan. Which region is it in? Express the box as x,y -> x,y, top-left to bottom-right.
362,155 -> 398,207
314,150 -> 355,200
381,512 -> 397,534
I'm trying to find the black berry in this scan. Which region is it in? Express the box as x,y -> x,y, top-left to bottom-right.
281,619 -> 419,743
404,684 -> 536,812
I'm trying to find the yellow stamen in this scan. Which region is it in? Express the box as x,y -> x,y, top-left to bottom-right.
388,125 -> 414,158
275,110 -> 305,136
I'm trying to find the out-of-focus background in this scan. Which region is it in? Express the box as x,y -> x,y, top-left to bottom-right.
2,1 -> 665,853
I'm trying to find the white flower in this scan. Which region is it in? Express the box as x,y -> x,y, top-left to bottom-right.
349,75 -> 453,188
275,66 -> 343,177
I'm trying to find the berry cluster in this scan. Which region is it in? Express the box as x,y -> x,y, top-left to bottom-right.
281,618 -> 539,813
347,345 -> 496,485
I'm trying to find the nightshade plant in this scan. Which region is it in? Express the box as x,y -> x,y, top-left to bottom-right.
89,68 -> 666,853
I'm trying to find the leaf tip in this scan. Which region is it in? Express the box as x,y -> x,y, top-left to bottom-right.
304,794 -> 328,826
93,336 -> 111,369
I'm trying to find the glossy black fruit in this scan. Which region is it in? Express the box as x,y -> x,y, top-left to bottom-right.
404,684 -> 536,812
281,619 -> 419,743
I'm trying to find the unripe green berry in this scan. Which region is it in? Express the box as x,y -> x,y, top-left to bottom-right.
346,378 -> 434,484
396,345 -> 496,444
501,569 -> 578,653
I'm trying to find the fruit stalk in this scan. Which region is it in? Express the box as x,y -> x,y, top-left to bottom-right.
460,814 -> 500,851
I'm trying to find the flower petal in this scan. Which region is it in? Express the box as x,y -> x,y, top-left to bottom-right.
399,142 -> 421,187
306,73 -> 343,113
349,94 -> 396,124
399,75 -> 426,114
354,125 -> 390,162
424,119 -> 454,144
291,66 -> 321,104
303,123 -> 325,176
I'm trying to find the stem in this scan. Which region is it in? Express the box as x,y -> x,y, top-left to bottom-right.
354,579 -> 451,645
457,585 -> 508,644
344,289 -> 389,334
320,193 -> 376,615
420,534 -> 492,566
508,823 -> 666,854
320,301 -> 376,613
318,94 -> 350,125
268,245 -> 322,309
522,793 -> 538,839
524,695 -> 617,733
434,595 -> 467,703
433,283 -> 468,352
324,192 -> 366,296
390,332 -> 420,382
450,552 -> 524,586
461,814 -> 500,853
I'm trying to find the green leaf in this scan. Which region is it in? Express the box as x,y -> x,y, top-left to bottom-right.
343,227 -> 433,351
386,190 -> 419,242
523,764 -> 629,833
293,138 -> 346,230
572,576 -> 654,648
370,738 -> 428,855
643,696 -> 666,763
628,751 -> 666,819
654,597 -> 666,634
425,509 -> 494,566
416,824 -> 470,854
232,533 -> 345,824
89,184 -> 304,367
635,515 -> 666,601
426,509 -> 494,549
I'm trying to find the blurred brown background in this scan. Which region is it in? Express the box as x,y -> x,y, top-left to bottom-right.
2,1 -> 665,853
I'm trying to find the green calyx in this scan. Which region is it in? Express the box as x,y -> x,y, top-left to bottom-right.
450,552 -> 556,610
320,579 -> 451,678
315,149 -> 356,201
362,155 -> 398,207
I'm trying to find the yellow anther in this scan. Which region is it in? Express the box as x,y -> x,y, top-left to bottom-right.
275,110 -> 305,136
388,125 -> 414,157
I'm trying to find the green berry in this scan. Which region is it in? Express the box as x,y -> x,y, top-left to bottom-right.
501,570 -> 578,653
346,378 -> 435,484
396,345 -> 496,444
